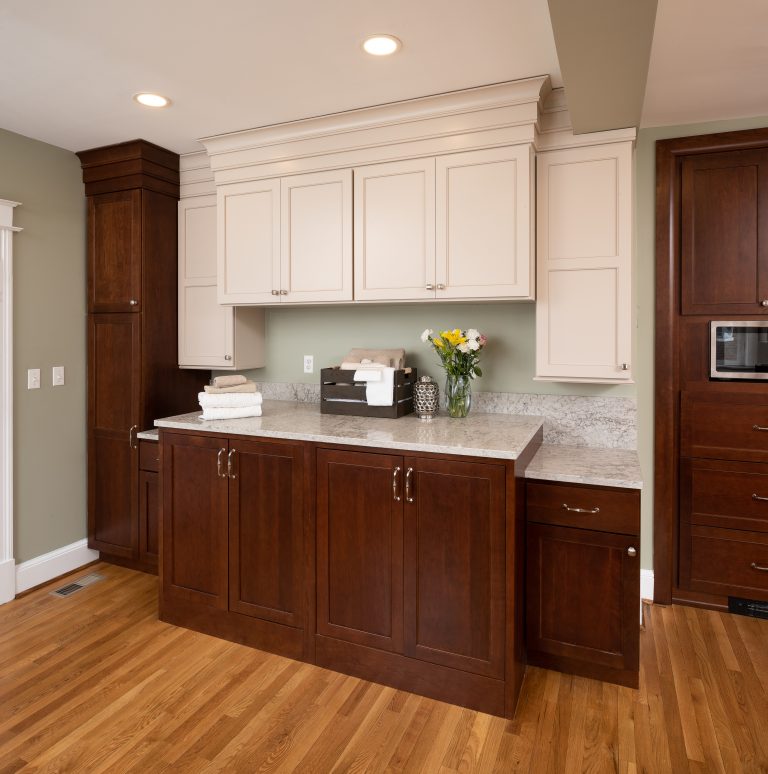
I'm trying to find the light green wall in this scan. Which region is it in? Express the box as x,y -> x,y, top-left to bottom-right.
1,128 -> 86,563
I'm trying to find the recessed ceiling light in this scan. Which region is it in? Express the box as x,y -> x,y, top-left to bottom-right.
133,92 -> 171,108
362,35 -> 401,56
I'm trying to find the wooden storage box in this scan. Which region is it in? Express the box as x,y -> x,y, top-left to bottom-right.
320,367 -> 417,418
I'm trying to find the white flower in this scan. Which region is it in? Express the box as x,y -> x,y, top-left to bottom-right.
457,342 -> 470,353
420,328 -> 433,343
467,339 -> 479,351
466,328 -> 480,340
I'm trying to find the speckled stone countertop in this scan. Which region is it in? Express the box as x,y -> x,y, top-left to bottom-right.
155,401 -> 544,461
525,444 -> 642,490
137,428 -> 159,441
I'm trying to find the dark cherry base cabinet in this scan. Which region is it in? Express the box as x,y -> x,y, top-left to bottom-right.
159,428 -> 541,718
526,480 -> 641,688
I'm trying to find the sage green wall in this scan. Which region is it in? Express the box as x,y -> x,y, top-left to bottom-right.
1,128 -> 86,563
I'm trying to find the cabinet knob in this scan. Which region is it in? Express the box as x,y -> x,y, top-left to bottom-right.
436,283 -> 446,290
627,547 -> 637,557
224,355 -> 232,361
425,284 -> 434,291
129,299 -> 138,306
761,300 -> 768,307
620,363 -> 630,371
280,289 -> 288,295
271,290 -> 279,296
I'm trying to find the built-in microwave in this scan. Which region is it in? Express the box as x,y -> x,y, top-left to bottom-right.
711,321 -> 768,380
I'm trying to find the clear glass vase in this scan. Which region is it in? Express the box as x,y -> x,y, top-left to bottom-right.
444,373 -> 472,418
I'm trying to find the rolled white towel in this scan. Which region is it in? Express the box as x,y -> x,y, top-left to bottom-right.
201,405 -> 263,420
198,391 -> 263,408
212,374 -> 247,388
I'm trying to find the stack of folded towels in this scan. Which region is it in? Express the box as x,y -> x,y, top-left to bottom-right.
198,375 -> 263,420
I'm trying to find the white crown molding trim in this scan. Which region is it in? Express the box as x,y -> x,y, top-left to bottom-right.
0,199 -> 20,605
15,539 -> 99,595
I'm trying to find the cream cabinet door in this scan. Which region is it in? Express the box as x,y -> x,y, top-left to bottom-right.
354,159 -> 436,301
280,169 -> 352,303
217,179 -> 280,304
535,142 -> 634,383
436,146 -> 534,300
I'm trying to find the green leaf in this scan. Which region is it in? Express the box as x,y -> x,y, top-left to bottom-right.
474,367 -> 483,377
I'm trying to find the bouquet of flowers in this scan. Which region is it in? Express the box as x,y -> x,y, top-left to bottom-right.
420,328 -> 487,417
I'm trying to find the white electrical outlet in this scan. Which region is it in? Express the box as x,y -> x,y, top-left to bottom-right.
27,368 -> 40,390
52,366 -> 65,386
303,355 -> 314,374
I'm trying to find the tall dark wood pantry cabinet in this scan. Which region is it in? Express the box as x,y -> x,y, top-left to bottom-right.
78,140 -> 200,572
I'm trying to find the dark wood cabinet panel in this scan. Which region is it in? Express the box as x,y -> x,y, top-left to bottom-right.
316,448 -> 404,652
139,470 -> 159,567
403,457 -> 505,678
681,149 -> 768,315
229,439 -> 305,628
162,433 -> 228,609
526,522 -> 639,687
88,190 -> 142,313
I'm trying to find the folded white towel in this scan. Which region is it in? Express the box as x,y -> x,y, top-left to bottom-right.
366,367 -> 395,406
340,360 -> 387,371
201,405 -> 263,420
352,369 -> 383,382
212,374 -> 247,388
198,391 -> 263,409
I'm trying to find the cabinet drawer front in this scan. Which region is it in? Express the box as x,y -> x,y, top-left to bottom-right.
681,525 -> 768,598
681,392 -> 768,462
526,481 -> 640,535
682,458 -> 768,532
139,440 -> 160,472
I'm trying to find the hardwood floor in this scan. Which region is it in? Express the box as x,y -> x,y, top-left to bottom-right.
1,563 -> 767,772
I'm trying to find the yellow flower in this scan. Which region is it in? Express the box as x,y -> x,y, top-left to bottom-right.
433,337 -> 445,349
440,329 -> 467,346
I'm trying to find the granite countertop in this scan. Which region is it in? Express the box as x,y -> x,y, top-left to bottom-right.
155,400 -> 544,461
525,444 -> 642,490
137,428 -> 159,441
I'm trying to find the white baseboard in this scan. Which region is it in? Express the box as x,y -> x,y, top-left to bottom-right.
0,557 -> 15,604
15,539 -> 99,595
641,569 -> 654,602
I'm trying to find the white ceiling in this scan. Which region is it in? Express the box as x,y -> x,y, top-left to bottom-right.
0,0 -> 562,154
641,0 -> 768,128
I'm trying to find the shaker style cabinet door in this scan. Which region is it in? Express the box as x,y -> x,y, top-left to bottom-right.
354,159 -> 436,301
280,169 -> 352,303
217,179 -> 280,304
316,448 -> 404,651
436,146 -> 534,300
535,142 -> 634,383
681,148 -> 768,315
88,190 -> 142,313
403,457 -> 506,678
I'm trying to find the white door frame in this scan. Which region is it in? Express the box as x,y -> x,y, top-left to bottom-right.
0,199 -> 21,603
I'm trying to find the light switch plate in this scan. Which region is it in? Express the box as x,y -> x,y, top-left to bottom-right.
52,366 -> 65,386
27,368 -> 40,390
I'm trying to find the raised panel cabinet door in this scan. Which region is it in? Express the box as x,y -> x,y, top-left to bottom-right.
403,457 -> 505,678
280,169 -> 352,303
139,470 -> 159,568
354,159 -> 436,301
681,149 -> 768,315
87,314 -> 141,559
535,142 -> 633,383
316,448 -> 404,651
162,433 -> 229,609
88,190 -> 142,312
526,523 -> 640,677
217,179 -> 280,304
228,439 -> 305,627
436,146 -> 533,300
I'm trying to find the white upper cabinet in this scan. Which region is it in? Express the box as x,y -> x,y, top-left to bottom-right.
281,169 -> 352,303
218,171 -> 351,305
535,142 -> 634,383
354,159 -> 436,301
179,195 -> 265,370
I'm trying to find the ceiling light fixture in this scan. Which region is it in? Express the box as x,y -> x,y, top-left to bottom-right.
362,35 -> 401,56
133,92 -> 171,108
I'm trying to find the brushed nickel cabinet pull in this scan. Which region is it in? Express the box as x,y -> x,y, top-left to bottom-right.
129,299 -> 138,306
129,425 -> 138,449
224,355 -> 232,361
392,467 -> 401,502
405,467 -> 414,503
436,283 -> 446,290
761,300 -> 768,307
620,363 -> 630,371
752,562 -> 768,572
753,425 -> 768,432
425,284 -> 434,291
752,493 -> 768,502
562,503 -> 600,514
217,448 -> 226,478
227,449 -> 237,479
279,289 -> 288,295
627,547 -> 637,557
271,290 -> 279,296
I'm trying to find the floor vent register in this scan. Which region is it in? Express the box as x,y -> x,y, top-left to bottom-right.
50,572 -> 104,598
